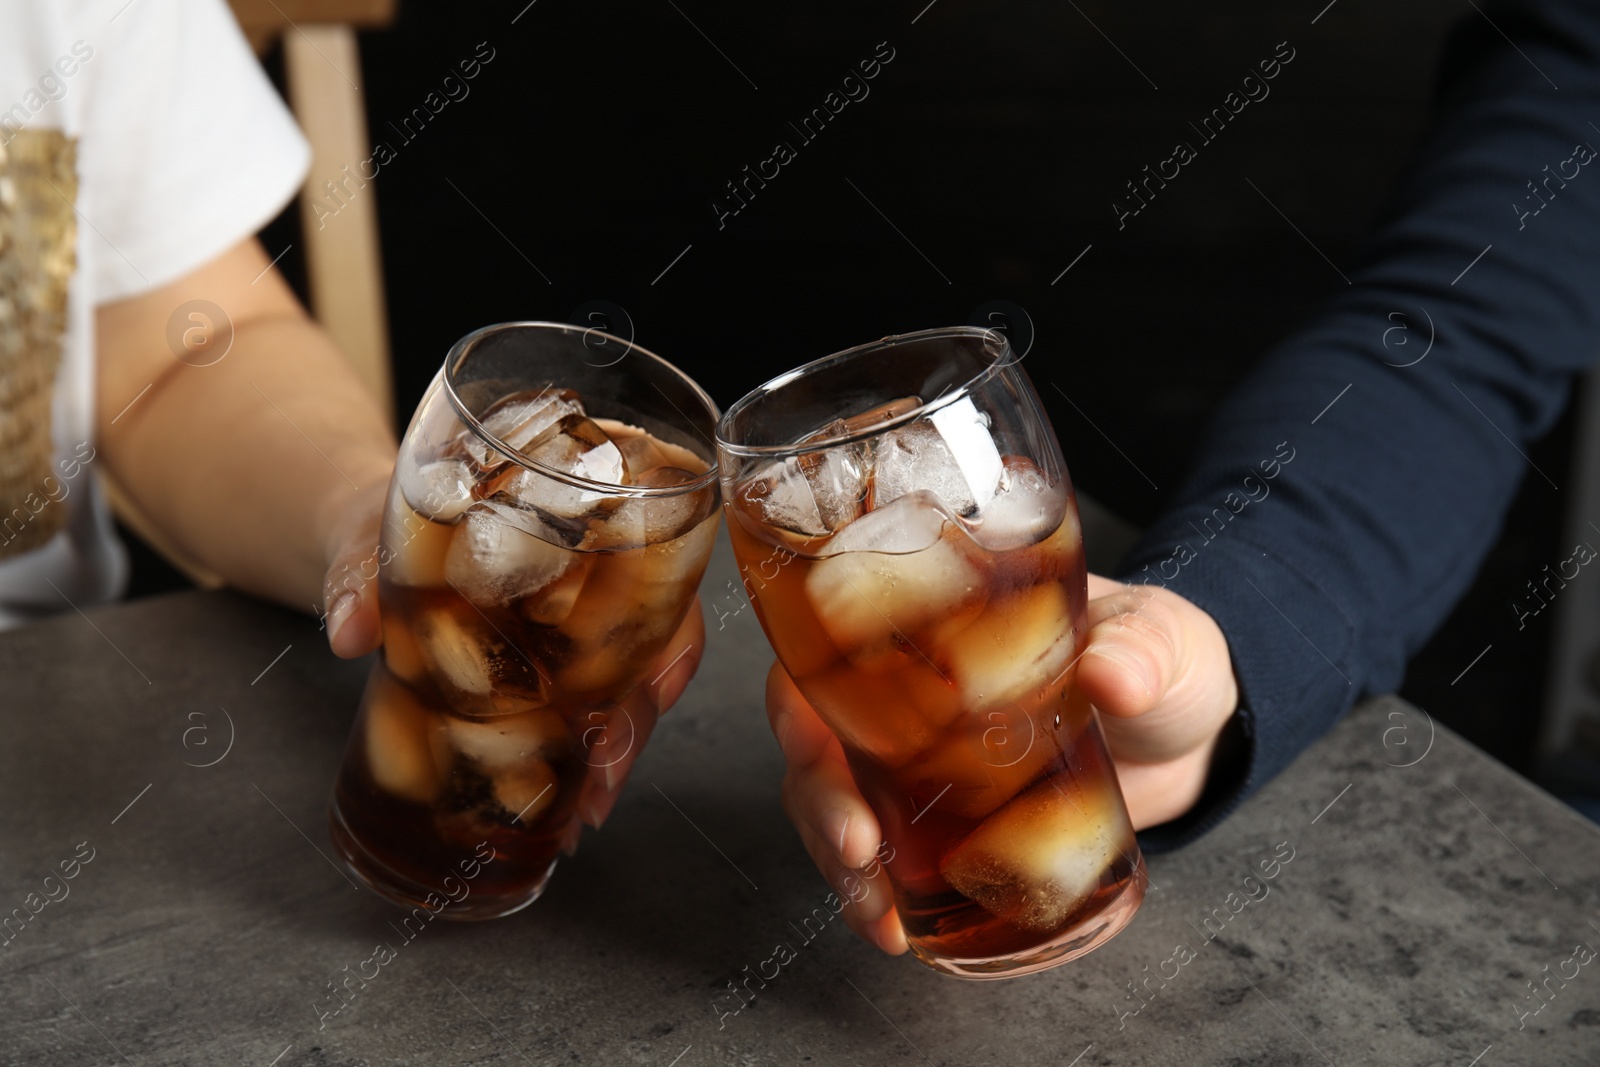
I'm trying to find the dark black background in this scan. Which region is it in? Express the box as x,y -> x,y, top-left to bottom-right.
125,0 -> 1574,773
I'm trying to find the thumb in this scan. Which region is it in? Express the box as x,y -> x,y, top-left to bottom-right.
322,541 -> 384,659
1076,578 -> 1238,766
1076,581 -> 1182,720
320,483 -> 387,659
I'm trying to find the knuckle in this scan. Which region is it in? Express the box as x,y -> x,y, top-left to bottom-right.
1093,598 -> 1179,661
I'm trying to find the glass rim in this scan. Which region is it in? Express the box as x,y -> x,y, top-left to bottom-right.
442,320 -> 722,498
715,325 -> 1013,459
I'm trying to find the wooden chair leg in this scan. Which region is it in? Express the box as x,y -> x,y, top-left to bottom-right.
283,24 -> 394,427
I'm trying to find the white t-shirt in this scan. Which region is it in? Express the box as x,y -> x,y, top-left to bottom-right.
0,0 -> 309,625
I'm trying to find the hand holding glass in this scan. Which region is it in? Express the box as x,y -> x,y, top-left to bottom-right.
717,327 -> 1145,978
330,322 -> 719,918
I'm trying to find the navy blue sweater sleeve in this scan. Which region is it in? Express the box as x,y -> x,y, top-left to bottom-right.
1122,0 -> 1600,850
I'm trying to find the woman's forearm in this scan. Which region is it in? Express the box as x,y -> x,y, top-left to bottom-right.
96,241 -> 395,611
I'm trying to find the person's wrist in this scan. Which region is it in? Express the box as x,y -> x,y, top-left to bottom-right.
1131,703 -> 1249,836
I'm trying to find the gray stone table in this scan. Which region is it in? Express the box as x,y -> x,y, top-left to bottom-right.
3,533 -> 1599,1066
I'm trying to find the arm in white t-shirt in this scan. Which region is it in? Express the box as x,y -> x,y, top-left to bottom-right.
98,236 -> 395,648
84,4 -> 711,807
73,0 -> 393,649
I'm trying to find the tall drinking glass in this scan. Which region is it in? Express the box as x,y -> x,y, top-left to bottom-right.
717,327 -> 1144,977
331,322 -> 720,918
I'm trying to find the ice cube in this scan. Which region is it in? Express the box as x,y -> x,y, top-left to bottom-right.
740,434 -> 869,540
896,710 -> 1064,820
496,415 -> 628,526
516,556 -> 594,627
565,515 -> 717,647
528,414 -> 627,484
494,759 -> 559,823
942,583 -> 1074,709
616,433 -> 672,479
447,709 -> 573,770
397,458 -> 476,522
821,491 -> 949,556
799,441 -> 870,532
444,501 -> 573,607
741,459 -> 824,538
415,608 -> 494,696
804,494 -> 986,657
466,387 -> 584,469
589,467 -> 713,551
598,418 -> 710,476
939,774 -> 1129,931
791,413 -> 876,530
733,398 -> 919,540
363,670 -> 445,804
555,579 -> 689,697
873,397 -> 1003,517
556,515 -> 718,697
648,433 -> 712,477
991,488 -> 1083,593
383,500 -> 457,587
381,614 -> 428,685
798,662 -> 943,768
645,466 -> 700,489
412,605 -> 550,714
929,397 -> 1004,498
966,457 -> 1067,552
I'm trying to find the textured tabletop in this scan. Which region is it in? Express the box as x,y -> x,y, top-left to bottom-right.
2,533 -> 1598,1066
